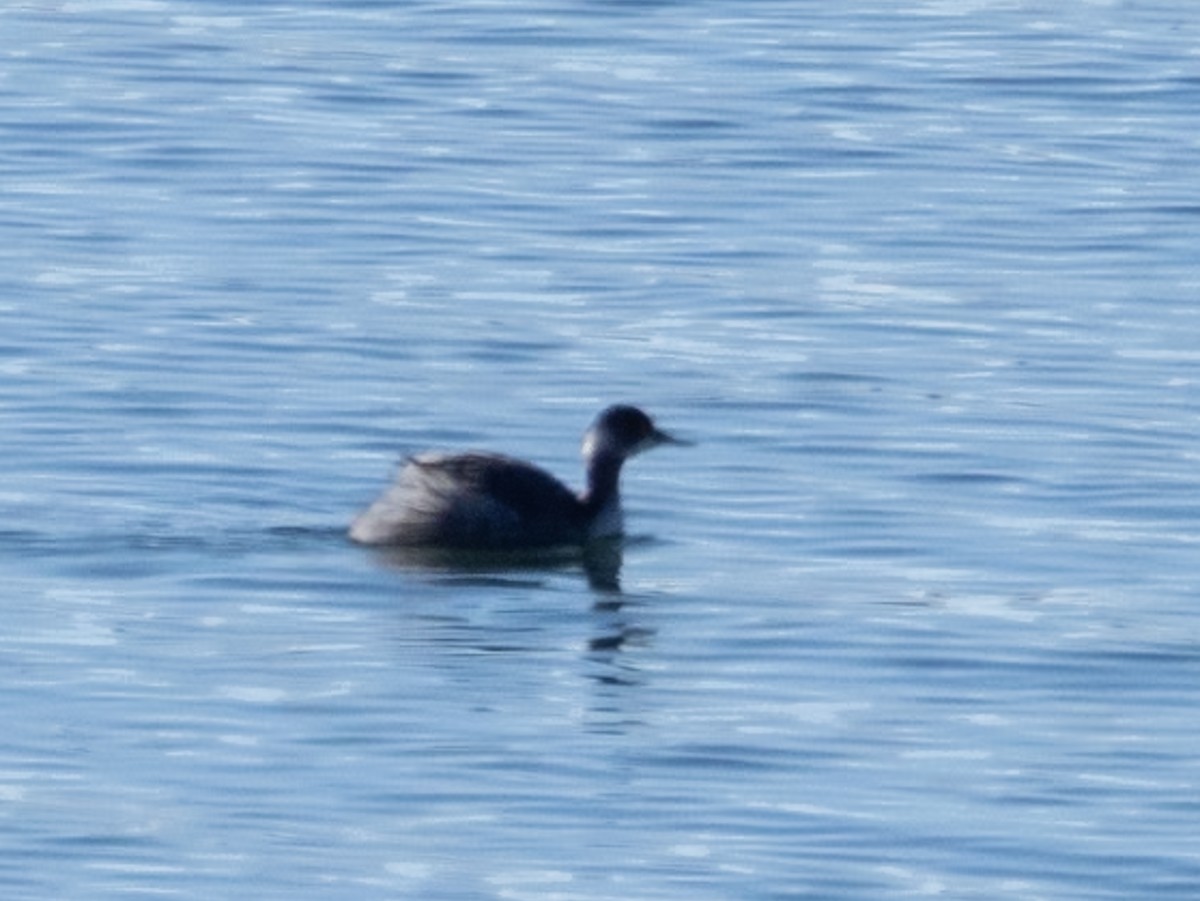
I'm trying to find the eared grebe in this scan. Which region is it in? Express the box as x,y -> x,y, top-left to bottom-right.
349,405 -> 686,549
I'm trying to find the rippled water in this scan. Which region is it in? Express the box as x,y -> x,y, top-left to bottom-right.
3,2 -> 1200,898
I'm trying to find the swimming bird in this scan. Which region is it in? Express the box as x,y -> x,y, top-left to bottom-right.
349,405 -> 686,549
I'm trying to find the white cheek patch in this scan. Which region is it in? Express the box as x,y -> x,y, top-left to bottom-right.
581,429 -> 606,459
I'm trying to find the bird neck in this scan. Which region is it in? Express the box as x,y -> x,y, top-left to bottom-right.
581,451 -> 625,537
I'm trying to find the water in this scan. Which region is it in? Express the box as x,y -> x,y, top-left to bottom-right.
3,1 -> 1199,898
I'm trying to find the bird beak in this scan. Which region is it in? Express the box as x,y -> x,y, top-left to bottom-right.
650,426 -> 693,448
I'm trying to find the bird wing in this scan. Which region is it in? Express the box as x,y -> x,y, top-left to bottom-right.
351,452 -> 582,548
416,453 -> 582,547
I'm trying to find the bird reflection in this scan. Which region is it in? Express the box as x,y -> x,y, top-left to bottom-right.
365,535 -> 625,593
363,536 -> 657,735
361,536 -> 663,665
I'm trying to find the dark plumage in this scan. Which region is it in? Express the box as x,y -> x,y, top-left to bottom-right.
349,405 -> 685,549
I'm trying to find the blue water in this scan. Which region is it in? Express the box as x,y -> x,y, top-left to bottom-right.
4,2 -> 1200,898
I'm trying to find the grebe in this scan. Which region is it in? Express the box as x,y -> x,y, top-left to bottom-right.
349,405 -> 686,549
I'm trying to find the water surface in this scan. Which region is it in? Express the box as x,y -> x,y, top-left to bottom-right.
3,2 -> 1199,898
